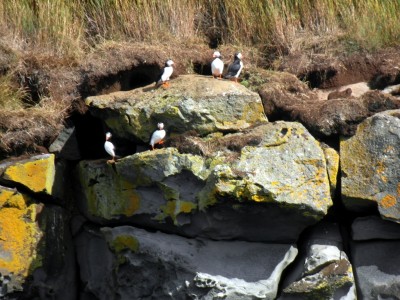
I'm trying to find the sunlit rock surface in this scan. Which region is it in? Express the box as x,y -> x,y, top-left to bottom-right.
341,110 -> 400,222
76,226 -> 297,300
0,154 -> 55,196
85,74 -> 267,142
75,121 -> 332,242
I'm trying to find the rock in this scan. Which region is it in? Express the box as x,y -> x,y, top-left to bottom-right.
0,186 -> 76,299
327,87 -> 352,100
352,216 -> 400,240
75,226 -> 298,300
341,109 -> 400,221
85,74 -> 267,143
382,83 -> 400,96
75,121 -> 332,242
49,125 -> 81,160
351,240 -> 400,299
279,222 -> 356,300
321,143 -> 339,197
0,154 -> 55,196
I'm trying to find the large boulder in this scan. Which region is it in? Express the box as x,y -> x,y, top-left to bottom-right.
85,74 -> 267,143
75,226 -> 298,300
341,110 -> 400,221
75,121 -> 332,243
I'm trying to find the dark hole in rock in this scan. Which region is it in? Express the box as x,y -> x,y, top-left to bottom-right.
71,112 -> 137,160
79,64 -> 161,98
299,68 -> 337,89
193,62 -> 212,76
70,112 -> 105,160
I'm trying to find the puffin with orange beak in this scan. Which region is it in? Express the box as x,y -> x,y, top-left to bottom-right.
156,59 -> 174,88
150,123 -> 166,150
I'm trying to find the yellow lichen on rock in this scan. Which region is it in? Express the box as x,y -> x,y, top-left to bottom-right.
0,187 -> 27,210
156,200 -> 197,224
0,201 -> 42,277
2,154 -> 55,195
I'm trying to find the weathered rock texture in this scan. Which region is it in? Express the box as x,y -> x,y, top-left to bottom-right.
85,74 -> 267,143
0,186 -> 76,299
280,222 -> 356,300
341,109 -> 400,221
75,121 -> 332,243
351,217 -> 400,299
76,226 -> 298,300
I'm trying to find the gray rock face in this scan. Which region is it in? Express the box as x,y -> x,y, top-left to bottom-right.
351,240 -> 400,300
75,122 -> 332,242
85,74 -> 267,142
75,226 -> 298,300
49,125 -> 81,160
352,216 -> 400,240
279,222 -> 356,300
341,110 -> 400,221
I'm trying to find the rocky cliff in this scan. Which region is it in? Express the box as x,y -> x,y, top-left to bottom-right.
1,71 -> 400,299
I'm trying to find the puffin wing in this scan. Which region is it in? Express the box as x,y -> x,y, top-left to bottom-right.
225,61 -> 241,78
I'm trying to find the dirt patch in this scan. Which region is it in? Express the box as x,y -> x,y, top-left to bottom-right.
278,47 -> 400,90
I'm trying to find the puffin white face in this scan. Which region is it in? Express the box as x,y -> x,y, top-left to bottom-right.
166,60 -> 174,67
236,52 -> 243,60
157,123 -> 164,130
213,51 -> 221,58
106,132 -> 112,139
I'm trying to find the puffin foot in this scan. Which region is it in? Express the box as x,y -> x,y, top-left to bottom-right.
107,159 -> 115,164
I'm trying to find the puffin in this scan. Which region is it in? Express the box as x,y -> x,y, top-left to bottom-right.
224,52 -> 243,83
211,51 -> 224,79
150,123 -> 166,150
156,59 -> 174,88
104,132 -> 116,163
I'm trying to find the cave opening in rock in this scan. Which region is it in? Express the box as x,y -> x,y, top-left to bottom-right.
299,68 -> 337,89
79,64 -> 161,99
70,112 -> 138,160
193,62 -> 212,76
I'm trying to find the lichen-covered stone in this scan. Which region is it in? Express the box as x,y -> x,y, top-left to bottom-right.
0,187 -> 42,292
0,154 -> 55,195
0,186 -> 76,299
75,226 -> 298,300
75,122 -> 332,242
321,143 -> 339,197
85,74 -> 267,142
341,110 -> 400,222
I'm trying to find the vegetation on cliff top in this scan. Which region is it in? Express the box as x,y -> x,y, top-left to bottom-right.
0,0 -> 400,157
2,0 -> 400,55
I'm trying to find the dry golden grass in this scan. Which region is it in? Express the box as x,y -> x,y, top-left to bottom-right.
167,127 -> 263,160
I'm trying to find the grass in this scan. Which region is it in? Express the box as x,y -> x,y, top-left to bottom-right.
0,0 -> 400,156
1,0 -> 400,56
